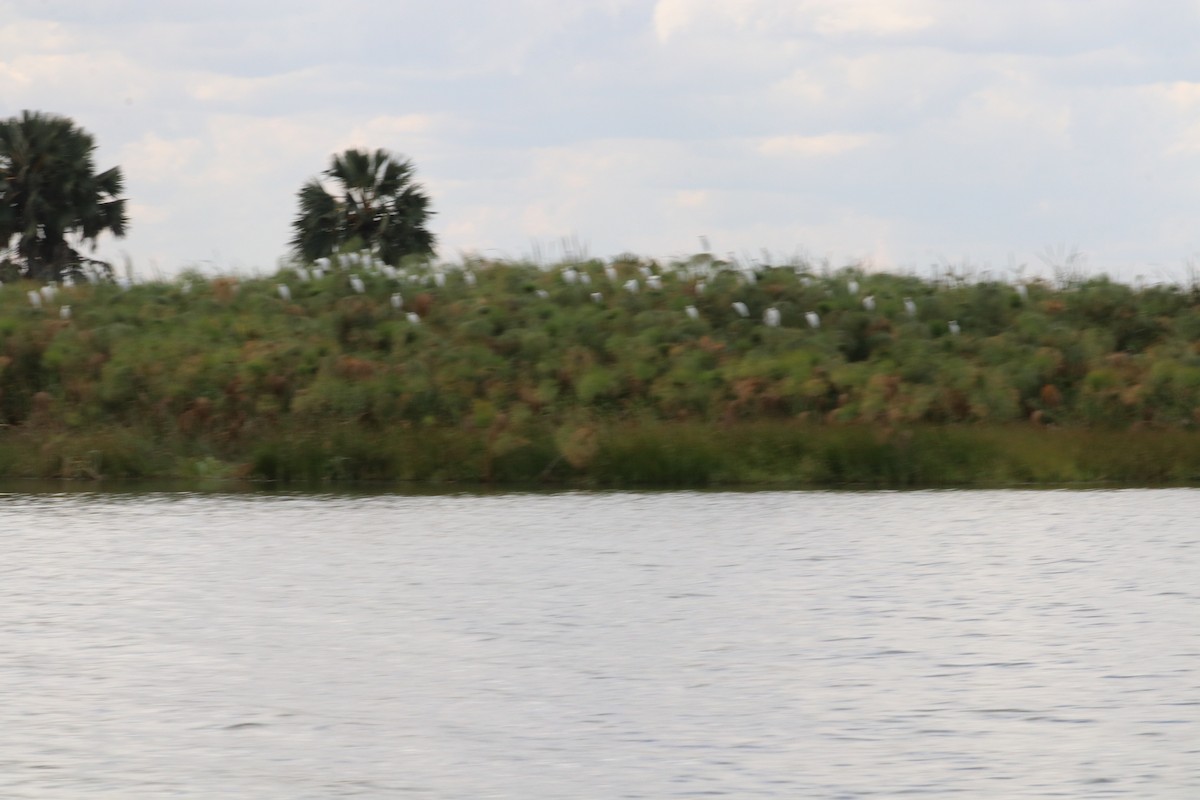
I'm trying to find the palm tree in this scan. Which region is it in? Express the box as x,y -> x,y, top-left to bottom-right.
0,111 -> 128,282
290,148 -> 435,266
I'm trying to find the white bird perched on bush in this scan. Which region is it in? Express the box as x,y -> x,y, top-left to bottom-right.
315,257 -> 331,271
27,290 -> 41,308
805,311 -> 821,329
862,295 -> 875,312
695,280 -> 706,294
1016,284 -> 1028,301
536,289 -> 550,299
59,305 -> 71,320
646,275 -> 662,291
277,284 -> 291,302
623,278 -> 639,293
406,312 -> 421,324
685,305 -> 699,320
295,267 -> 310,281
433,272 -> 446,288
604,265 -> 618,283
40,285 -> 57,302
847,280 -> 859,295
464,270 -> 477,287
390,292 -> 404,310
349,274 -> 365,294
764,307 -> 781,327
312,267 -> 325,281
904,297 -> 917,317
590,292 -> 603,304
732,301 -> 749,318
562,267 -> 579,285
948,320 -> 961,336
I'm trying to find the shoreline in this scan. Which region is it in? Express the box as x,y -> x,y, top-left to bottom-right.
6,421 -> 1200,487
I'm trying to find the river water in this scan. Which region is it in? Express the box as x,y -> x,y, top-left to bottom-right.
1,489 -> 1197,798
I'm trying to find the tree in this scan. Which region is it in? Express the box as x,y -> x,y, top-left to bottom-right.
0,111 -> 128,282
290,148 -> 435,266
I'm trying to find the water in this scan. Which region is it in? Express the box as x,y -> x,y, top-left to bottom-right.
1,489 -> 1197,798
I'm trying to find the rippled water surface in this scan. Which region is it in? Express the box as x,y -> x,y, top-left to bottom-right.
2,489 -> 1198,798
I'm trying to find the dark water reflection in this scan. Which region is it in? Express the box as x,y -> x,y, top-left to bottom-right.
1,490 -> 1197,798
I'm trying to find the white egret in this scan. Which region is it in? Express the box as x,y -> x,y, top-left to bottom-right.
464,270 -> 477,287
904,297 -> 917,318
349,274 -> 365,294
59,305 -> 71,320
1017,284 -> 1028,301
685,305 -> 699,320
604,265 -> 618,283
695,280 -> 706,294
315,257 -> 331,271
847,280 -> 859,295
536,289 -> 550,299
764,307 -> 781,327
40,285 -> 57,302
406,312 -> 421,324
590,292 -> 603,304
390,292 -> 404,310
948,320 -> 961,336
862,295 -> 875,312
623,279 -> 639,293
277,284 -> 291,302
433,272 -> 446,288
562,268 -> 578,285
732,301 -> 749,318
805,311 -> 820,329
646,275 -> 662,291
295,267 -> 310,281
312,268 -> 325,280
27,290 -> 41,308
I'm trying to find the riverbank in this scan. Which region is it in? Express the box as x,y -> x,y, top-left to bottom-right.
5,420 -> 1200,487
4,254 -> 1200,485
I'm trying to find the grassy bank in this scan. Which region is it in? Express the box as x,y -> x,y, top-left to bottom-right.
5,418 -> 1200,488
4,254 -> 1200,485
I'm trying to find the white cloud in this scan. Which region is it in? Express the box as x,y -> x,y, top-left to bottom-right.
757,133 -> 883,158
810,0 -> 936,37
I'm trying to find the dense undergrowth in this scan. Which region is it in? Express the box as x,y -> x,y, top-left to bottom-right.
4,253 -> 1200,485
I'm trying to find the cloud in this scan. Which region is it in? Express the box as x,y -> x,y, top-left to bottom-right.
654,0 -> 936,43
757,133 -> 883,158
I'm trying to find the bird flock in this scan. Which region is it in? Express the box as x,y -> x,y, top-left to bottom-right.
4,248 -> 1032,342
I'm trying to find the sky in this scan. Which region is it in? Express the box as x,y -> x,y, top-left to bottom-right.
5,0 -> 1200,282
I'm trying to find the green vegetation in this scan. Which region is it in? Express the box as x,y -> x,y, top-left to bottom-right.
0,111 -> 128,282
5,255 -> 1200,486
